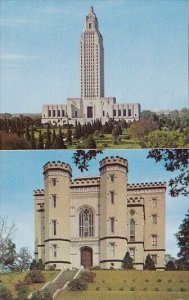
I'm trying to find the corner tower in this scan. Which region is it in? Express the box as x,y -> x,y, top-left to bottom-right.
80,6 -> 104,99
99,156 -> 128,269
43,161 -> 72,269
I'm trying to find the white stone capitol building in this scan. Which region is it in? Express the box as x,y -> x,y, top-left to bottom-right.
34,156 -> 166,270
42,7 -> 140,125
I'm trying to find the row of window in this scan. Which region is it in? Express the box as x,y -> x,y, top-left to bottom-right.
48,110 -> 65,117
50,215 -> 158,247
50,242 -> 157,265
113,108 -> 132,117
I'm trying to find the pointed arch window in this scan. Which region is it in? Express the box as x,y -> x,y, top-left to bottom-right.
130,219 -> 135,242
79,208 -> 94,238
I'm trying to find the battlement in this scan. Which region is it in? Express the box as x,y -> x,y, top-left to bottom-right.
128,182 -> 166,190
33,189 -> 44,196
71,176 -> 100,187
99,156 -> 128,170
43,161 -> 72,176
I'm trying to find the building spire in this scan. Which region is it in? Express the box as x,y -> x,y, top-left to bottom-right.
85,6 -> 98,30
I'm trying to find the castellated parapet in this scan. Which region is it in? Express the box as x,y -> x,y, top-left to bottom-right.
34,156 -> 166,271
43,161 -> 72,176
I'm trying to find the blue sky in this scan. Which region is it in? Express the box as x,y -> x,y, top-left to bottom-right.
0,0 -> 188,113
0,149 -> 188,258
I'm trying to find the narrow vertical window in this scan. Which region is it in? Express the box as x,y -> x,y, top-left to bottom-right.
52,195 -> 57,208
113,109 -> 116,117
110,243 -> 115,257
57,110 -> 60,117
152,198 -> 157,208
110,174 -> 114,182
48,110 -> 51,117
128,109 -> 132,117
123,109 -> 126,116
53,110 -> 56,117
110,191 -> 115,204
52,244 -> 57,258
152,235 -> 157,247
110,218 -> 115,233
130,219 -> 135,242
152,214 -> 157,224
79,208 -> 94,238
52,178 -> 56,186
52,220 -> 57,236
129,248 -> 135,262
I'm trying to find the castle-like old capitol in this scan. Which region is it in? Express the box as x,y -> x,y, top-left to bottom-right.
34,156 -> 166,270
42,7 -> 140,125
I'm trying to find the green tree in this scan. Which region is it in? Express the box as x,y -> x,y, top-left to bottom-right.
0,239 -> 17,271
122,251 -> 133,269
148,149 -> 189,197
84,135 -> 96,149
37,131 -> 44,149
37,258 -> 45,271
66,126 -> 72,145
144,254 -> 156,270
165,260 -> 176,271
112,126 -> 119,144
45,125 -> 51,149
25,126 -> 30,141
175,210 -> 189,270
145,130 -> 186,148
57,127 -> 66,149
129,119 -> 158,146
30,258 -> 37,270
16,247 -> 32,271
30,127 -> 36,149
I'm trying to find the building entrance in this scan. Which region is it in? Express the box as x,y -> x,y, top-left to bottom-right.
87,106 -> 93,118
81,246 -> 93,269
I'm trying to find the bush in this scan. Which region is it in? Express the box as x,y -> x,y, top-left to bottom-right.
96,287 -> 100,291
157,278 -> 162,283
15,280 -> 27,291
167,287 -> 172,292
145,279 -> 149,282
24,270 -> 45,284
31,289 -> 52,300
0,285 -> 13,300
180,287 -> 186,292
107,287 -> 111,291
143,287 -> 147,291
67,278 -> 87,291
119,287 -> 124,291
168,279 -> 172,283
80,271 -> 96,283
17,286 -> 29,300
155,287 -> 159,291
48,264 -> 56,271
130,287 -> 135,291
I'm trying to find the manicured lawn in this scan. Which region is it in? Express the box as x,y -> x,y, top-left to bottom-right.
56,270 -> 189,300
0,271 -> 59,298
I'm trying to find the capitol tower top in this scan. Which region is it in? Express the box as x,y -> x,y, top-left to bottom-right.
85,6 -> 99,30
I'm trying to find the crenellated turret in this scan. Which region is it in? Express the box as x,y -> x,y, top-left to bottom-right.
43,161 -> 72,269
99,156 -> 128,269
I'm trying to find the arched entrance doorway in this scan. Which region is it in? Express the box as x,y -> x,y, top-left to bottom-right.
80,246 -> 93,269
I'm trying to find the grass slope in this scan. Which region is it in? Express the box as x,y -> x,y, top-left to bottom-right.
0,271 -> 59,298
56,270 -> 189,300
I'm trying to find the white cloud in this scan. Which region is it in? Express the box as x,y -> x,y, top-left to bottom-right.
1,18 -> 45,27
0,53 -> 40,61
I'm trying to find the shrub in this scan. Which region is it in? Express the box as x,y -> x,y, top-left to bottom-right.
167,287 -> 172,292
31,289 -> 52,300
168,279 -> 172,283
107,287 -> 111,291
180,287 -> 186,292
145,279 -> 149,282
143,287 -> 147,291
67,278 -> 87,291
17,286 -> 29,300
102,280 -> 105,283
130,287 -> 135,291
24,270 -> 45,284
96,287 -> 100,291
157,278 -> 162,283
0,285 -> 13,300
48,264 -> 56,271
80,271 -> 96,283
90,265 -> 101,270
155,287 -> 159,291
119,287 -> 124,291
15,280 -> 27,291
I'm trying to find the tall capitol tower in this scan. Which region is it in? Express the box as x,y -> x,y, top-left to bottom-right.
80,6 -> 104,99
42,7 -> 140,125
